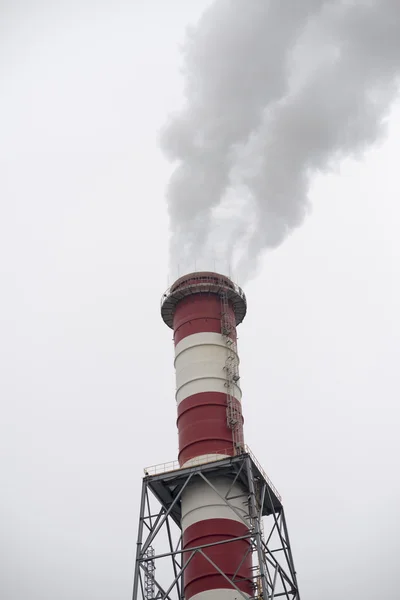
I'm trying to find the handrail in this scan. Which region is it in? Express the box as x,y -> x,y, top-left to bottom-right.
144,445 -> 282,502
144,452 -> 226,476
245,445 -> 282,502
160,274 -> 246,310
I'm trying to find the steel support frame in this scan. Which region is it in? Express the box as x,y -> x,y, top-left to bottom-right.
132,455 -> 300,600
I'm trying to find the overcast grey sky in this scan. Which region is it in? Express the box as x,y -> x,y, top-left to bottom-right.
1,2 -> 400,599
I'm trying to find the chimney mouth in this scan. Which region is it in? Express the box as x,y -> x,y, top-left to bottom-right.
161,271 -> 247,329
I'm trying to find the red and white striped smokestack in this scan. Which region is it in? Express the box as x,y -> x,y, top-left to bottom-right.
161,272 -> 252,600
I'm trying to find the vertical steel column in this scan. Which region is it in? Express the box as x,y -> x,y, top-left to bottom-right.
245,456 -> 268,599
132,480 -> 147,600
281,510 -> 300,595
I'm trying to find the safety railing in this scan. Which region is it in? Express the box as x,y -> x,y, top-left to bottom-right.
143,452 -> 228,476
144,445 -> 282,502
245,445 -> 282,502
160,274 -> 246,311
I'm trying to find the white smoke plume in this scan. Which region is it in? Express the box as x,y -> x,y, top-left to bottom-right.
161,0 -> 400,282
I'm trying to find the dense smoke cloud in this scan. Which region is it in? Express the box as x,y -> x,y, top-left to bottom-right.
161,0 -> 400,282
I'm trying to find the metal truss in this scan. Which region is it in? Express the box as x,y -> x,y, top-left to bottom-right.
132,453 -> 300,600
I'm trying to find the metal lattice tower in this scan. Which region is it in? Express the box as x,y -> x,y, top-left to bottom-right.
132,454 -> 300,599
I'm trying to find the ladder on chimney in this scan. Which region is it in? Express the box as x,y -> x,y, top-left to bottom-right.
220,291 -> 243,454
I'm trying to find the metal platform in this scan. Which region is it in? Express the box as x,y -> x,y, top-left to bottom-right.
146,452 -> 282,528
160,272 -> 247,328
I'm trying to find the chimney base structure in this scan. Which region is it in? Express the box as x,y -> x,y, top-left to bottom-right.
132,273 -> 300,600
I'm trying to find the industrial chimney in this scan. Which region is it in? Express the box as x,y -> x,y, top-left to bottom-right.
161,272 -> 247,465
132,272 -> 300,600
